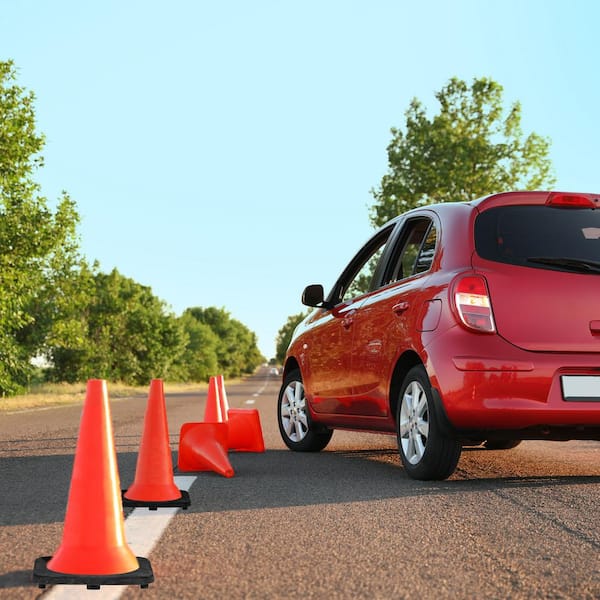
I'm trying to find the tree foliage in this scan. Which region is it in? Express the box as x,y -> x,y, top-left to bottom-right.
48,269 -> 187,385
184,307 -> 265,378
171,311 -> 220,382
370,77 -> 556,227
275,312 -> 306,364
0,60 -> 265,394
0,60 -> 82,394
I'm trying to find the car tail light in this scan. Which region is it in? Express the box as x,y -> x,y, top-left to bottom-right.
546,192 -> 597,208
453,275 -> 496,333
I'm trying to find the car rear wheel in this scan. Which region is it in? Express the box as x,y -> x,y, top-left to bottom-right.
278,369 -> 333,452
396,366 -> 462,480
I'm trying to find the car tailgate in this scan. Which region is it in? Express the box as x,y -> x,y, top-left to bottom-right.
475,263 -> 600,352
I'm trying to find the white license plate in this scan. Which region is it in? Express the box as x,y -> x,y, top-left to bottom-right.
561,376 -> 600,401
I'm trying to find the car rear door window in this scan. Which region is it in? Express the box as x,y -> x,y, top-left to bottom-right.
384,218 -> 437,284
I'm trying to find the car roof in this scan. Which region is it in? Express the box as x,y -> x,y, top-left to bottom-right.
387,191 -> 600,224
375,191 -> 600,269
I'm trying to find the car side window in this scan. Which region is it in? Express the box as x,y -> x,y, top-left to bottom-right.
343,244 -> 385,302
337,226 -> 393,303
385,218 -> 437,284
414,223 -> 437,274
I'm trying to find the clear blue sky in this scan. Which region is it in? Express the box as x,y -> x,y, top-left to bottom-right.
2,1 -> 599,358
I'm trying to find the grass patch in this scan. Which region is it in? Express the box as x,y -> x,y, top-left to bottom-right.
0,380 -> 210,413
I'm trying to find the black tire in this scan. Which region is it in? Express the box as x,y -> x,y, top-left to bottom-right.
396,365 -> 462,480
277,369 -> 333,452
484,439 -> 522,450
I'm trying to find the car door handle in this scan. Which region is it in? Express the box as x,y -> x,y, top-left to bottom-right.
393,301 -> 409,314
342,317 -> 353,329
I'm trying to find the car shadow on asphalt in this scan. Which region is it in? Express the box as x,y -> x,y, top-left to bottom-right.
180,447 -> 600,514
2,445 -> 599,526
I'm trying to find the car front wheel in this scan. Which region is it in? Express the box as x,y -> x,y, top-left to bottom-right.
396,366 -> 462,480
277,369 -> 333,452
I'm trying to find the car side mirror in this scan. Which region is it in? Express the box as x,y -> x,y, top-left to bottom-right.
302,284 -> 332,309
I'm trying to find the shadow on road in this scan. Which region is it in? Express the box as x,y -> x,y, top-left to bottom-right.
0,569 -> 32,591
2,445 -> 599,527
182,448 -> 600,514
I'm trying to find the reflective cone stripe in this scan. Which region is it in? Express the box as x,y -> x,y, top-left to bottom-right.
216,374 -> 230,420
124,379 -> 181,502
47,380 -> 139,575
203,376 -> 223,423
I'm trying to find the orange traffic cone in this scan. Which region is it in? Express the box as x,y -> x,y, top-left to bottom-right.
203,376 -> 224,422
33,380 -> 153,590
178,422 -> 234,477
227,408 -> 266,452
216,375 -> 265,452
123,379 -> 190,510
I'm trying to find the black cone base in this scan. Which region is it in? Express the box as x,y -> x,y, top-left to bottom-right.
32,556 -> 154,590
121,489 -> 191,511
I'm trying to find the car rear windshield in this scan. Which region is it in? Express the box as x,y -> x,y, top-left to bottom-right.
475,205 -> 600,273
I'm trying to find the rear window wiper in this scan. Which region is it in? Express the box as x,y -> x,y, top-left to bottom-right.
526,256 -> 600,273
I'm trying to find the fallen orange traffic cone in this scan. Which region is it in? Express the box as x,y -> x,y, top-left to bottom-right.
123,379 -> 190,510
215,375 -> 265,453
227,408 -> 266,452
178,422 -> 234,477
33,380 -> 153,590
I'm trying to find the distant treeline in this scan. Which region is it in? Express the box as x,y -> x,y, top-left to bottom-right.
46,268 -> 265,388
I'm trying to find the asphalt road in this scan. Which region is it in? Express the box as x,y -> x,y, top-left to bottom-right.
1,368 -> 599,599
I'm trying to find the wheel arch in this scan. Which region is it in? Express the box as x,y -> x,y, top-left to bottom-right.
282,356 -> 300,380
389,350 -> 424,422
277,360 -> 333,452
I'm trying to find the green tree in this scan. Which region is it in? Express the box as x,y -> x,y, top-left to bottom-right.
185,307 -> 264,377
171,310 -> 220,382
370,77 -> 556,227
48,269 -> 187,385
0,60 -> 82,394
275,312 -> 306,364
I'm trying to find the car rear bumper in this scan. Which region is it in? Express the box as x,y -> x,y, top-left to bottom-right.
426,327 -> 600,434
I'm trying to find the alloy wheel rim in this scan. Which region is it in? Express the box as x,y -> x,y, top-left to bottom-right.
399,380 -> 430,465
280,380 -> 309,442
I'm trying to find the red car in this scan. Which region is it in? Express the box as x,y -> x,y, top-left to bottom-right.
277,191 -> 600,480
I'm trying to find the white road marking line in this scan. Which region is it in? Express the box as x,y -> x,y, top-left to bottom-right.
254,370 -> 273,396
43,475 -> 197,599
245,399 -> 255,405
